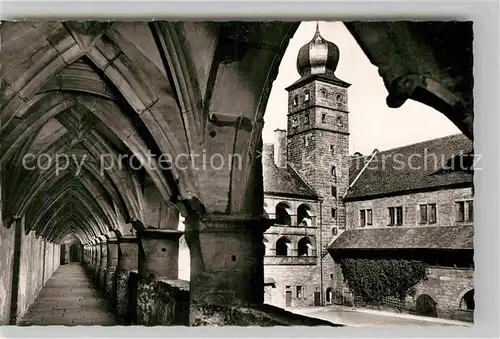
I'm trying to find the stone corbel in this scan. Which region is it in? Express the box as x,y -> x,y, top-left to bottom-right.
208,112 -> 253,132
386,74 -> 473,140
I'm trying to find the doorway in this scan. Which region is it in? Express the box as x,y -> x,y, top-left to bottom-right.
285,290 -> 292,307
314,292 -> 321,306
70,243 -> 80,262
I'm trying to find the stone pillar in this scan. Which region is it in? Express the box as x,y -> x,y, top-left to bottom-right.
83,246 -> 88,268
136,229 -> 183,326
185,214 -> 269,326
94,240 -> 102,283
99,239 -> 108,290
106,239 -> 119,305
116,236 -> 138,322
90,243 -> 96,275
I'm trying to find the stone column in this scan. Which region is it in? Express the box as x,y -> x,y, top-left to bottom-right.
106,238 -> 119,305
94,240 -> 102,283
99,239 -> 108,290
136,229 -> 183,326
185,214 -> 270,326
116,236 -> 138,322
90,242 -> 97,275
83,245 -> 88,268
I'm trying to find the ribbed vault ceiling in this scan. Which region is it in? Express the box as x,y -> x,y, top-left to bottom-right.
0,21 -> 300,244
0,22 -> 191,244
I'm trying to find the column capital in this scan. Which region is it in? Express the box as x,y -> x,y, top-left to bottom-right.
118,235 -> 137,243
188,213 -> 273,234
138,228 -> 184,240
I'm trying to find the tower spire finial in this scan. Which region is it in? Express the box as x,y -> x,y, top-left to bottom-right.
315,21 -> 320,36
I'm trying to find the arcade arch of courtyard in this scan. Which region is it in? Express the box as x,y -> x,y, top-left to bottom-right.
0,21 -> 473,326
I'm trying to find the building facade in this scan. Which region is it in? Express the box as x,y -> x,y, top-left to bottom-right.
262,26 -> 474,322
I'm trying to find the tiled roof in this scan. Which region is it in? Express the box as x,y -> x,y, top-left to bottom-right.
263,144 -> 319,199
346,133 -> 473,200
328,225 -> 473,251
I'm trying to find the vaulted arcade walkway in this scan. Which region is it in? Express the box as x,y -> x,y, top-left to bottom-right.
19,263 -> 117,326
0,21 -> 473,326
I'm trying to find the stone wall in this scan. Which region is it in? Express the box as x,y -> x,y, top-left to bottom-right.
157,279 -> 190,326
81,251 -> 339,327
345,187 -> 474,229
0,220 -> 15,324
263,195 -> 341,308
17,219 -> 60,320
411,266 -> 474,321
331,259 -> 474,322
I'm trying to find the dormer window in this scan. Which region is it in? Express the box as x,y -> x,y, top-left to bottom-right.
293,95 -> 298,106
304,91 -> 310,102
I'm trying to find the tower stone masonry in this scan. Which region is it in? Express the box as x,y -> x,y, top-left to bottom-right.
286,24 -> 351,259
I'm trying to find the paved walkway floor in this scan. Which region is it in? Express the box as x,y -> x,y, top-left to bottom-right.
19,263 -> 118,326
286,305 -> 472,327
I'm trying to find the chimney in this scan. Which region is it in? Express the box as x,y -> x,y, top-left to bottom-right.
274,129 -> 287,168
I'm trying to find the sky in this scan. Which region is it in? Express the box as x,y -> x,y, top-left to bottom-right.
262,21 -> 461,155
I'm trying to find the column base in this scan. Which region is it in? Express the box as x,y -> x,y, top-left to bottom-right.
136,277 -> 159,326
105,266 -> 117,305
116,270 -> 131,318
99,266 -> 107,291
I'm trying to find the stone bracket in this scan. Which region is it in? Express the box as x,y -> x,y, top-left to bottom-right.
208,112 -> 253,132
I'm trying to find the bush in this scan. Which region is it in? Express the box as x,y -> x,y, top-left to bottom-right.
339,258 -> 428,304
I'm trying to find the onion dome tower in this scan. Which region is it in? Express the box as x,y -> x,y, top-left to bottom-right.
285,23 -> 351,280
297,23 -> 341,78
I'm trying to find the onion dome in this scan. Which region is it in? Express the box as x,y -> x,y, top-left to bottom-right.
297,23 -> 340,77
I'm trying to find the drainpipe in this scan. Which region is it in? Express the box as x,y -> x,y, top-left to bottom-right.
343,149 -> 379,200
319,199 -> 323,306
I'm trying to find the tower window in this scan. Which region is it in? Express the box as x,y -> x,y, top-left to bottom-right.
321,89 -> 327,98
331,186 -> 337,198
330,145 -> 334,154
304,91 -> 310,102
331,166 -> 337,181
336,116 -> 343,127
293,95 -> 298,106
336,93 -> 342,101
322,113 -> 326,123
331,208 -> 337,219
332,227 -> 338,236
304,113 -> 310,125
